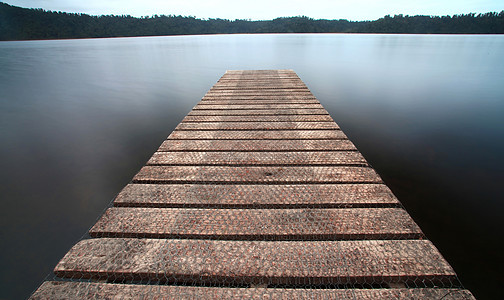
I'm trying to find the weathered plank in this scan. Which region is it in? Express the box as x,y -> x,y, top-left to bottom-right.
208,89 -> 310,92
215,80 -> 302,82
203,93 -> 315,97
221,70 -> 293,72
212,84 -> 307,88
223,70 -> 297,76
175,122 -> 339,130
158,139 -> 357,152
90,207 -> 422,240
219,77 -> 301,80
167,130 -> 346,140
30,282 -> 476,300
213,79 -> 305,83
207,90 -> 311,93
211,83 -> 307,87
199,99 -> 320,104
133,166 -> 382,184
147,151 -> 367,166
53,239 -> 456,285
224,70 -> 295,74
207,87 -> 310,90
181,115 -> 334,122
201,96 -> 318,101
216,78 -> 303,82
193,104 -> 324,110
113,183 -> 400,208
222,75 -> 299,79
188,108 -> 329,115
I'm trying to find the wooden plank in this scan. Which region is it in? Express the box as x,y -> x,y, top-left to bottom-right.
221,74 -> 299,76
181,115 -> 334,122
212,85 -> 305,87
201,96 -> 316,101
206,91 -> 311,94
114,183 -> 399,208
232,72 -> 298,75
89,207 -> 422,240
53,239 -> 456,285
221,72 -> 298,76
214,80 -> 305,83
158,139 -> 356,151
221,76 -> 300,78
167,130 -> 346,140
218,78 -> 301,81
214,78 -> 302,80
31,282 -> 476,300
132,166 -> 382,184
214,82 -> 306,86
203,93 -> 315,97
214,79 -> 305,83
224,69 -> 290,73
211,82 -> 307,86
200,97 -> 316,102
201,96 -> 318,100
218,78 -> 302,81
216,77 -> 303,80
199,99 -> 320,104
221,76 -> 299,79
225,70 -> 295,75
210,80 -> 304,82
193,104 -> 324,110
215,83 -> 304,86
147,151 -> 367,166
205,88 -> 312,92
175,122 -> 339,130
188,109 -> 329,115
218,75 -> 300,78
210,81 -> 305,85
209,87 -> 309,91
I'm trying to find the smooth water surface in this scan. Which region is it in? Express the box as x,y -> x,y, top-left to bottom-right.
0,34 -> 503,299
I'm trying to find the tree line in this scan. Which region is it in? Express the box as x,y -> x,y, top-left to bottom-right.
1,2 -> 503,41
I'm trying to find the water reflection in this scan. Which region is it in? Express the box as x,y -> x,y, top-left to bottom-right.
0,34 -> 502,299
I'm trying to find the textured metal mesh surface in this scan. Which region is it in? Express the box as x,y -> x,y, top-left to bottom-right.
30,70 -> 473,299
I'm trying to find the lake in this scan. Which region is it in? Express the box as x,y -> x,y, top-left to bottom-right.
0,34 -> 503,299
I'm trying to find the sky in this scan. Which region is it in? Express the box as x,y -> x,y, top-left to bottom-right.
4,0 -> 503,21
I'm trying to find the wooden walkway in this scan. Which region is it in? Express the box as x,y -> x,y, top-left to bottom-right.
31,70 -> 474,299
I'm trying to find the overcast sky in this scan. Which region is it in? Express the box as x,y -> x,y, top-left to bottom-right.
4,0 -> 503,21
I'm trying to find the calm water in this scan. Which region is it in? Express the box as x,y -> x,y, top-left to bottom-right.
0,34 -> 503,299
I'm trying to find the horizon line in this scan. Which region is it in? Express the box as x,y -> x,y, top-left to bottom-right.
2,2 -> 502,23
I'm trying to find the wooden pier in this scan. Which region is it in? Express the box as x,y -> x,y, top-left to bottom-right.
31,70 -> 474,299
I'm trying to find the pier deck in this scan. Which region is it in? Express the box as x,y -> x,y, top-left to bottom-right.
31,70 -> 474,299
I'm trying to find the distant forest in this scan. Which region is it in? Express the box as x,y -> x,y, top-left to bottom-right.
1,2 -> 503,40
